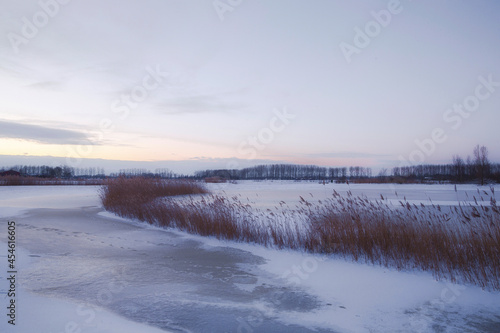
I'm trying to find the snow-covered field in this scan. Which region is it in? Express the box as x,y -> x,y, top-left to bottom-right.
0,182 -> 499,332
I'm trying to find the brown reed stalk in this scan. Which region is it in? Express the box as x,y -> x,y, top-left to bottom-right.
101,178 -> 500,290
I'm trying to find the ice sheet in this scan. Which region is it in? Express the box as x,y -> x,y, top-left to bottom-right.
0,182 -> 499,332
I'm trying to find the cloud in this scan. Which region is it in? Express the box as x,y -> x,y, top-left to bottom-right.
156,91 -> 247,115
25,80 -> 64,90
0,120 -> 92,145
305,151 -> 390,159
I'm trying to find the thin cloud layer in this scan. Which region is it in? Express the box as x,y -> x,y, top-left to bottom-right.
0,120 -> 92,145
306,152 -> 391,159
0,1 -> 499,167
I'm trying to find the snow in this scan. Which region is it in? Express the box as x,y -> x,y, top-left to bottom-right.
183,229 -> 500,333
0,185 -> 101,218
205,180 -> 500,209
238,245 -> 500,332
0,183 -> 499,332
1,259 -> 170,333
0,186 -> 171,333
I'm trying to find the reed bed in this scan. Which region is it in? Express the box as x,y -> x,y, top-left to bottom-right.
99,177 -> 208,214
305,190 -> 499,289
101,178 -> 500,290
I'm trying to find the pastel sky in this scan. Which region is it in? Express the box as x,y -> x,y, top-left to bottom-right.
1,0 -> 499,173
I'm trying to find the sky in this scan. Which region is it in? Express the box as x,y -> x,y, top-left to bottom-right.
1,0 -> 499,174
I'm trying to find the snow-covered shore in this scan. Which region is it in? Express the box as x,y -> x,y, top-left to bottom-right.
0,186 -> 171,333
0,183 -> 499,332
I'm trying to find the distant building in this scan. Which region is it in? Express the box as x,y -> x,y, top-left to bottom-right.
0,170 -> 21,177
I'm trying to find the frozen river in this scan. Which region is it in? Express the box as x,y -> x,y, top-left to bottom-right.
0,183 -> 499,332
206,181 -> 500,209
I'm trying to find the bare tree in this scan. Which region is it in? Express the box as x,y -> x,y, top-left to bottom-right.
378,168 -> 388,178
452,154 -> 465,182
473,145 -> 490,185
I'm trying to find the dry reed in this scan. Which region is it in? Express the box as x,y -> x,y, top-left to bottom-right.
101,178 -> 500,290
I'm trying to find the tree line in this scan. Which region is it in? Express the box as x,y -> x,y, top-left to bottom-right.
390,145 -> 497,185
1,146 -> 497,184
195,146 -> 499,184
109,168 -> 185,179
0,165 -> 105,178
194,164 -> 373,181
0,165 -> 184,179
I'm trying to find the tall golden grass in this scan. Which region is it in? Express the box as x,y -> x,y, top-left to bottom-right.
305,190 -> 499,289
101,178 -> 500,290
